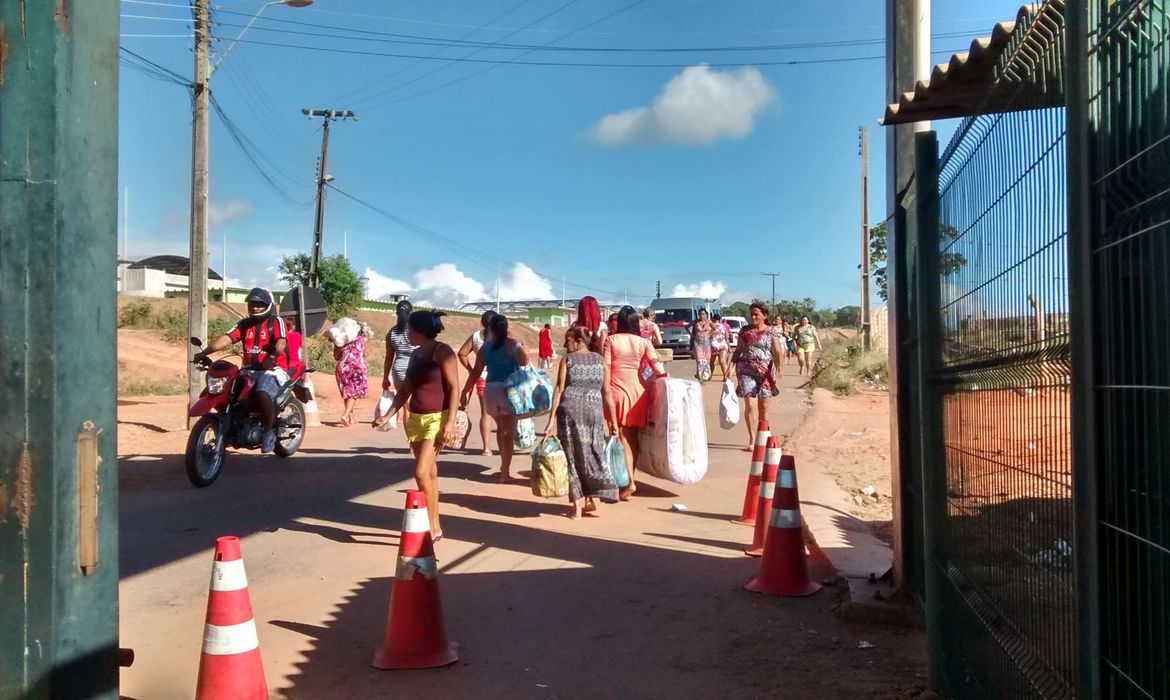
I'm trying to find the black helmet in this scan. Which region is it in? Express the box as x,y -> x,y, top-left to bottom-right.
244,287 -> 275,319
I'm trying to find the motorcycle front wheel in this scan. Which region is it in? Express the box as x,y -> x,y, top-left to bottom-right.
185,415 -> 225,487
274,399 -> 306,458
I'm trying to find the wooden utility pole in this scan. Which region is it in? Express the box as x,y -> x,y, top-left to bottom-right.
762,272 -> 780,312
187,0 -> 211,425
860,126 -> 872,350
302,108 -> 355,287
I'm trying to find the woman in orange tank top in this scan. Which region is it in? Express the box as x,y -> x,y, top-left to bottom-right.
603,306 -> 664,500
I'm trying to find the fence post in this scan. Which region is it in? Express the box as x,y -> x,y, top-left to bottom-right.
1063,0 -> 1101,695
912,130 -> 947,693
0,2 -> 122,696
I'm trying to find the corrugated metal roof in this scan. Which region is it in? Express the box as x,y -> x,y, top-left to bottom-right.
882,1 -> 1065,125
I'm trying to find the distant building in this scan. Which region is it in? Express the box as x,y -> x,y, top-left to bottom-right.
121,255 -> 223,298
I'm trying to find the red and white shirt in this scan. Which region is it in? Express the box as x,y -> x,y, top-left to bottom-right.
228,316 -> 286,367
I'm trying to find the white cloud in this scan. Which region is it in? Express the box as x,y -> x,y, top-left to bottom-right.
590,65 -> 776,147
670,281 -> 756,305
360,262 -> 557,309
499,263 -> 554,301
208,199 -> 254,227
671,281 -> 727,299
362,268 -> 411,300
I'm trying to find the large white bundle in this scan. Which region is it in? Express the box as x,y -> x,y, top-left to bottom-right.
325,317 -> 361,347
639,377 -> 708,485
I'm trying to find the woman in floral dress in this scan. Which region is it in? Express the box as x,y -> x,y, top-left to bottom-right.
543,325 -> 619,519
690,308 -> 715,381
728,302 -> 785,449
335,331 -> 369,426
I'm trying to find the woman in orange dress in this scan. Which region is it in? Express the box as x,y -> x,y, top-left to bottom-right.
603,306 -> 664,500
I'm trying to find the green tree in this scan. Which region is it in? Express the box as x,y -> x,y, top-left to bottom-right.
774,297 -> 817,321
870,222 -> 967,302
834,305 -> 862,327
813,308 -> 838,327
278,253 -> 364,319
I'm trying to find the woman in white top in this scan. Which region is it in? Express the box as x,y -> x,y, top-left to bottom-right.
457,310 -> 497,455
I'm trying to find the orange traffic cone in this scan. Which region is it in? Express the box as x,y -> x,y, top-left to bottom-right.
196,537 -> 267,700
745,438 -> 781,557
372,490 -> 459,670
733,419 -> 770,526
744,455 -> 822,597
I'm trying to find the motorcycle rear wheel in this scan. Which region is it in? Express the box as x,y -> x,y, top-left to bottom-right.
274,399 -> 306,458
185,415 -> 225,487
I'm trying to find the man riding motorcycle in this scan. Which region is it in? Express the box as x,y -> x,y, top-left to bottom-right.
194,287 -> 289,453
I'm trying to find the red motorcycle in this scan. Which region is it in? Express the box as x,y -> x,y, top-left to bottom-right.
185,337 -> 309,487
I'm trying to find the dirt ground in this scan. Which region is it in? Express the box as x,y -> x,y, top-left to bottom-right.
116,326 -> 925,699
785,388 -> 895,546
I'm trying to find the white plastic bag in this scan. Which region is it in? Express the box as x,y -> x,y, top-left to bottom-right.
373,389 -> 397,431
719,379 -> 741,429
326,317 -> 361,347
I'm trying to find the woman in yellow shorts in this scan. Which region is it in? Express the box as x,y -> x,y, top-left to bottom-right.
373,310 -> 460,541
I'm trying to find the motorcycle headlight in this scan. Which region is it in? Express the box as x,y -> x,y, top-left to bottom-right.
206,375 -> 229,395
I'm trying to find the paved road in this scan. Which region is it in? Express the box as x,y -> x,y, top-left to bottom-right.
118,363 -> 923,699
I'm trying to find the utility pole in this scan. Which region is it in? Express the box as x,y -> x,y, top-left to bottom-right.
187,0 -> 211,425
860,126 -> 872,350
762,272 -> 780,311
302,108 -> 355,287
656,280 -> 661,299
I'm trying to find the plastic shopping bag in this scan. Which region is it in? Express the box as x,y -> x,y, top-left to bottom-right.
719,379 -> 741,429
373,389 -> 397,431
442,409 -> 471,448
530,437 -> 570,498
505,367 -> 553,417
604,436 -> 630,489
514,418 -> 536,451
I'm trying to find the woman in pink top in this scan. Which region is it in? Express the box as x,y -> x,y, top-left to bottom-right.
603,306 -> 664,500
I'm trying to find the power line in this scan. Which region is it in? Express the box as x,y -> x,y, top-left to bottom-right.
204,14 -> 977,54
326,0 -> 537,107
364,0 -> 653,110
119,46 -> 191,86
214,35 -> 946,71
327,184 -> 623,297
348,0 -> 585,109
209,95 -> 315,208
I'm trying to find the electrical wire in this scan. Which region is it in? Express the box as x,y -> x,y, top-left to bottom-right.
210,95 -> 315,209
204,14 -> 977,54
327,184 -> 623,297
325,0 -> 537,107
119,46 -> 191,86
348,0 -> 584,109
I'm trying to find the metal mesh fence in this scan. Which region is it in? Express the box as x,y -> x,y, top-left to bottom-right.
1086,1 -> 1170,697
929,3 -> 1076,695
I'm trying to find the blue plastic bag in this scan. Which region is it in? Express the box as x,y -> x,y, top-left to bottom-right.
604,436 -> 630,489
505,367 -> 553,417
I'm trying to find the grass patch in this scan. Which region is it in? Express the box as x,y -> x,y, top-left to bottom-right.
811,336 -> 888,396
119,377 -> 187,396
119,299 -> 235,342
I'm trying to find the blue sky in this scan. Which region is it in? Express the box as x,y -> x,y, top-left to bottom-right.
119,0 -> 1025,309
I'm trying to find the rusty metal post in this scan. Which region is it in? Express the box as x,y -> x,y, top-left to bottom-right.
0,2 -> 121,696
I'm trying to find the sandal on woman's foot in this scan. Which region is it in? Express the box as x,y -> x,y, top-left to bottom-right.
584,499 -> 597,513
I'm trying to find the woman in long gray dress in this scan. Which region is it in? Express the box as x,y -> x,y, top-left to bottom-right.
543,325 -> 619,519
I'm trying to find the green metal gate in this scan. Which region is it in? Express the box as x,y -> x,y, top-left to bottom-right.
907,2 -> 1079,695
921,108 -> 1077,698
1070,0 -> 1170,697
